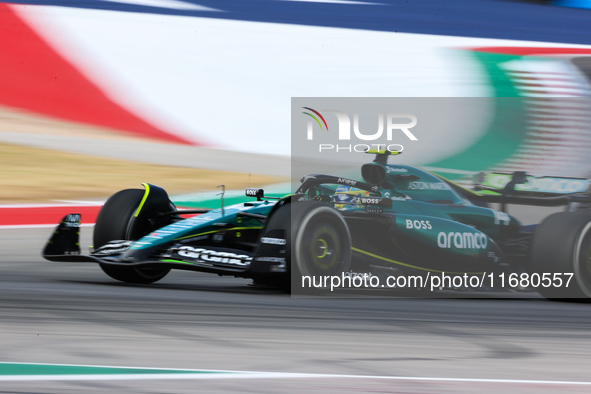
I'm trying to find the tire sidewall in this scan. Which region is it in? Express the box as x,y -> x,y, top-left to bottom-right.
94,188 -> 170,284
530,212 -> 591,299
293,205 -> 352,278
252,199 -> 352,291
573,221 -> 591,297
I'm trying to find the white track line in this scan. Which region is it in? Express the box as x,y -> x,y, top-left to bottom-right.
2,362 -> 589,385
1,372 -> 591,385
0,204 -> 103,209
0,224 -> 94,229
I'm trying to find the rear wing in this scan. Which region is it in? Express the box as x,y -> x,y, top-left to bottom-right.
473,172 -> 590,197
433,171 -> 591,209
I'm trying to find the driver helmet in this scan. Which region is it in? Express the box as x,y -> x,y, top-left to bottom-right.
333,185 -> 370,209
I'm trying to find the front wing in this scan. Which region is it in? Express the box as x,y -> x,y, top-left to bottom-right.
42,214 -> 261,276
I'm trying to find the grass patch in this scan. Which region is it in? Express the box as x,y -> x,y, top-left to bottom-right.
0,143 -> 284,203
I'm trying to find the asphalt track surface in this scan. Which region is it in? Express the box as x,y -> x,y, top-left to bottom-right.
2,227 -> 591,393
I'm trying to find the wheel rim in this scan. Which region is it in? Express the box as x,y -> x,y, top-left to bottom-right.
315,238 -> 329,259
306,225 -> 339,272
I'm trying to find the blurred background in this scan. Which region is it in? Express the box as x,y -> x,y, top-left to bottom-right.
1,0 -> 591,216
1,0 -> 591,229
2,1 -> 591,392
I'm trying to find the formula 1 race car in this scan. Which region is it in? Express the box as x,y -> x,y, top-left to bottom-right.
43,150 -> 591,300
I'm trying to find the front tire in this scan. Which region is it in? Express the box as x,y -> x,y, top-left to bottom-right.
292,202 -> 352,277
290,201 -> 352,293
530,212 -> 591,300
253,200 -> 352,292
94,189 -> 170,284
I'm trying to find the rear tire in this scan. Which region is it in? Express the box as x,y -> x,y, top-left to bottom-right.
94,189 -> 170,284
530,212 -> 591,300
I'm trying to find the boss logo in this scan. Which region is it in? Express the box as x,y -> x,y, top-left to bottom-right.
406,219 -> 432,230
245,188 -> 264,197
361,198 -> 380,205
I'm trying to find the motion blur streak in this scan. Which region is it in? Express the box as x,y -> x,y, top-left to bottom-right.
0,204 -> 101,227
0,3 -> 193,144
